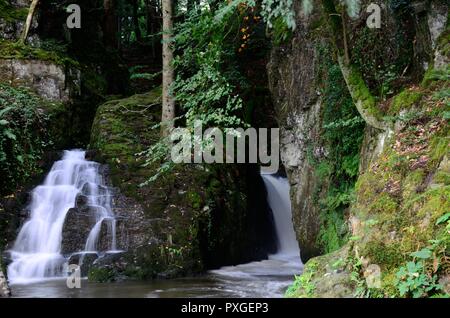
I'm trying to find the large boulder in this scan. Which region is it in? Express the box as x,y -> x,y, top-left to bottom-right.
88,89 -> 277,280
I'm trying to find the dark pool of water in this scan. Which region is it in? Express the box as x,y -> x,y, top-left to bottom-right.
11,256 -> 302,298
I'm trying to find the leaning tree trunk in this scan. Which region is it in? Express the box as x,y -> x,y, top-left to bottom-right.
20,0 -> 40,43
322,0 -> 390,131
161,0 -> 175,137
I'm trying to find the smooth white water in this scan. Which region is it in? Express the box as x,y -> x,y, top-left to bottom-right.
261,174 -> 300,257
209,174 -> 302,297
7,150 -> 117,284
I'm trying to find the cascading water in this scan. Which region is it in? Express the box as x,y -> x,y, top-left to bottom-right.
208,173 -> 302,297
7,150 -> 117,284
261,174 -> 300,258
10,172 -> 303,297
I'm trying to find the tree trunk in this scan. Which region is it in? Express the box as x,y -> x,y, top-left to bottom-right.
103,0 -> 119,49
161,0 -> 175,137
133,0 -> 142,42
20,0 -> 40,43
321,0 -> 390,131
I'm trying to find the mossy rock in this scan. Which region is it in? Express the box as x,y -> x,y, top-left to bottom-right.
286,247 -> 354,298
0,40 -> 79,67
389,89 -> 423,115
89,88 -> 273,280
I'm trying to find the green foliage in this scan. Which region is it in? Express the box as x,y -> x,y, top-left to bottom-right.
173,5 -> 248,128
260,0 -> 295,30
285,260 -> 317,297
393,211 -> 450,298
88,267 -> 116,283
395,260 -> 442,298
0,84 -> 53,194
315,45 -> 365,253
142,2 -> 270,182
259,0 -> 296,43
0,0 -> 28,22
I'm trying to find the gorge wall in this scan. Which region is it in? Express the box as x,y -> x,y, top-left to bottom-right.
270,0 -> 449,297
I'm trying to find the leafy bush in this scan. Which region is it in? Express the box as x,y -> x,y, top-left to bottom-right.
395,260 -> 442,298
0,84 -> 51,194
141,1 -> 269,182
315,46 -> 365,253
394,212 -> 450,298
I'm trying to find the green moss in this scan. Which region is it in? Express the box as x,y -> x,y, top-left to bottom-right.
434,171 -> 450,184
0,40 -> 78,67
430,135 -> 449,162
389,89 -> 423,115
403,170 -> 425,200
363,241 -> 406,270
421,66 -> 450,88
0,0 -> 28,22
87,267 -> 115,283
347,66 -> 379,116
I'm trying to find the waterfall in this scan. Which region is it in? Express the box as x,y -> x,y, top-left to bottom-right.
261,174 -> 301,260
208,173 -> 301,297
7,150 -> 117,284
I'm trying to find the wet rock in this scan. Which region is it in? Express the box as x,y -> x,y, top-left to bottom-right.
0,270 -> 11,297
68,252 -> 99,277
61,208 -> 95,254
267,3 -> 326,261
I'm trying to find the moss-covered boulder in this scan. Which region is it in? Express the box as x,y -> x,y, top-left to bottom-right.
88,88 -> 276,281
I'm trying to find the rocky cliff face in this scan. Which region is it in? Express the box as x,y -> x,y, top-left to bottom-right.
0,59 -> 79,102
274,0 -> 450,297
267,2 -> 329,262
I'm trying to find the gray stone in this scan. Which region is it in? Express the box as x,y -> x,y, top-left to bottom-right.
61,208 -> 95,254
0,59 -> 79,102
267,3 -> 326,261
0,270 -> 11,297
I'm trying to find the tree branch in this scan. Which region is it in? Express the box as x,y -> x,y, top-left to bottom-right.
20,0 -> 40,44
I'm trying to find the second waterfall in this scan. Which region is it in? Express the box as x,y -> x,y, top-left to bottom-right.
7,150 -> 118,284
